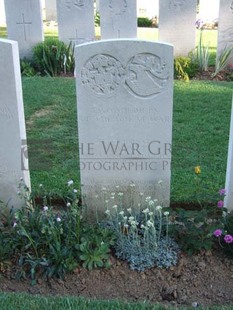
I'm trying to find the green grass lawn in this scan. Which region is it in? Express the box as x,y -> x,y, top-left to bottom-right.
22,77 -> 233,204
0,292 -> 231,310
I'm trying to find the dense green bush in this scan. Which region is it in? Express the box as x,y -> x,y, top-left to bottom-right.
137,17 -> 152,28
33,39 -> 75,77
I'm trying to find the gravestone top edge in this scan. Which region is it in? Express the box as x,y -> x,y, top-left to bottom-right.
75,39 -> 174,50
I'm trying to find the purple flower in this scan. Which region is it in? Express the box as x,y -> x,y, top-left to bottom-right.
213,229 -> 222,237
219,188 -> 226,196
224,235 -> 233,244
217,200 -> 224,208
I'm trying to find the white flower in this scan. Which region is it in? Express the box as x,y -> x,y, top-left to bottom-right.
111,192 -> 115,196
164,211 -> 169,216
73,189 -> 78,193
39,184 -> 43,188
105,209 -> 110,216
112,204 -> 118,209
115,185 -> 119,189
154,199 -> 158,203
67,180 -> 74,186
145,196 -> 151,201
43,206 -> 48,211
129,216 -> 135,221
139,192 -> 144,196
146,220 -> 154,227
13,222 -> 17,228
149,212 -> 153,216
105,199 -> 109,204
127,208 -> 132,213
20,177 -> 23,181
124,224 -> 129,228
158,180 -> 163,185
123,216 -> 128,221
156,205 -> 162,211
141,224 -> 145,229
149,200 -> 154,206
102,187 -> 107,191
131,220 -> 137,226
56,217 -> 61,222
66,202 -> 71,207
142,208 -> 149,214
118,192 -> 124,197
110,196 -> 115,200
101,241 -> 104,245
130,183 -> 135,187
119,210 -> 124,216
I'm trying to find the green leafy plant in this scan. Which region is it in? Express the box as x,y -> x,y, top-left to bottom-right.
79,227 -> 114,270
33,39 -> 75,77
137,17 -> 152,28
212,46 -> 233,78
20,59 -> 37,77
95,12 -> 100,27
0,179 -> 115,281
192,30 -> 210,72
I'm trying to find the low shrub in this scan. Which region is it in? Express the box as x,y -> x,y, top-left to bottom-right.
0,180 -> 114,282
174,56 -> 198,81
101,188 -> 179,271
32,39 -> 75,77
137,17 -> 153,28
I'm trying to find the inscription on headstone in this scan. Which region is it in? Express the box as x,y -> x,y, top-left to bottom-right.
159,0 -> 196,56
75,40 -> 173,212
4,0 -> 44,59
99,0 -> 137,39
56,0 -> 95,45
0,39 -> 30,208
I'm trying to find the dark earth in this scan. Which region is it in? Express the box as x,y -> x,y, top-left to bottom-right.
0,249 -> 233,307
0,69 -> 232,307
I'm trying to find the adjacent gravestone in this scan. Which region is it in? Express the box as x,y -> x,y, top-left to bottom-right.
224,97 -> 233,211
99,0 -> 137,39
217,0 -> 233,65
45,0 -> 57,21
75,39 -> 173,211
56,0 -> 95,45
159,0 -> 196,56
0,39 -> 30,208
4,0 -> 44,59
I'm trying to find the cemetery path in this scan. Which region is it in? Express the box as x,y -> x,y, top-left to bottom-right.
0,249 -> 232,307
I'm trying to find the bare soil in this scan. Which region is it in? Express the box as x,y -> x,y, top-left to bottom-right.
0,249 -> 233,308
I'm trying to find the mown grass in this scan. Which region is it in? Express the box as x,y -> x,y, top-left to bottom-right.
22,78 -> 233,203
0,292 -> 231,310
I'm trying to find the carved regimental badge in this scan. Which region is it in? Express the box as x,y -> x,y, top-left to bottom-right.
81,53 -> 170,99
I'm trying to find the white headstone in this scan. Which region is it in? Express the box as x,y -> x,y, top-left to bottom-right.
159,0 -> 196,56
4,0 -> 44,59
75,39 -> 173,212
217,0 -> 233,65
0,39 -> 30,208
56,0 -> 95,45
224,97 -> 233,211
99,0 -> 137,39
45,0 -> 57,21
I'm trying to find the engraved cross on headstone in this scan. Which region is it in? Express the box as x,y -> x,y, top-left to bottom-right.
69,29 -> 86,45
16,13 -> 32,41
